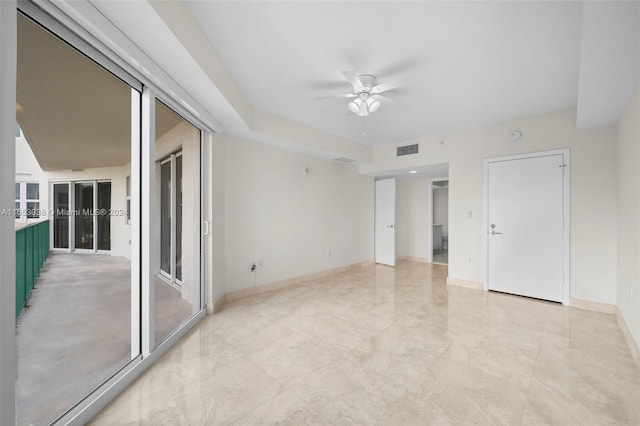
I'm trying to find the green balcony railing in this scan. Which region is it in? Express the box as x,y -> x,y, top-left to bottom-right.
15,220 -> 50,321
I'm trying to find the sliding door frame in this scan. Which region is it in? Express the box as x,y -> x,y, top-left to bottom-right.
6,1 -> 212,424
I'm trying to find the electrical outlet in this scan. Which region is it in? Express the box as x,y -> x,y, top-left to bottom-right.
467,257 -> 472,263
327,249 -> 331,257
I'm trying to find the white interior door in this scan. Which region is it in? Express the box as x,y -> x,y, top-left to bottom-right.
486,152 -> 567,302
375,178 -> 396,266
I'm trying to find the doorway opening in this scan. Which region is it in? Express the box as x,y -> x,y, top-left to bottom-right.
430,178 -> 449,265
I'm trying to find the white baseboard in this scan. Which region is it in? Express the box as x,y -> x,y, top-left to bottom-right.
225,261 -> 374,302
570,297 -> 615,314
446,277 -> 483,290
210,293 -> 226,314
614,306 -> 640,369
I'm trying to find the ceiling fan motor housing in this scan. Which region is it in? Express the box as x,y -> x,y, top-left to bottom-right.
357,75 -> 377,93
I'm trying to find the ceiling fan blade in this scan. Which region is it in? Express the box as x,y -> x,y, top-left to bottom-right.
372,82 -> 403,94
342,70 -> 364,91
313,93 -> 356,101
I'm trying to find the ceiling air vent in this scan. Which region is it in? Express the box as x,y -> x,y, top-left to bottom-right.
397,144 -> 419,156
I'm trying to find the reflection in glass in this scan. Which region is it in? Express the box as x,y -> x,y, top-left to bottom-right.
154,100 -> 200,346
16,12 -> 138,425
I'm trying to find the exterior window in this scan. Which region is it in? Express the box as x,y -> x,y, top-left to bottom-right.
26,183 -> 40,218
15,183 -> 20,214
15,182 -> 40,221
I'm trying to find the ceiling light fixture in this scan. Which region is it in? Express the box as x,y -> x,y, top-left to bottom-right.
347,92 -> 380,117
409,170 -> 418,174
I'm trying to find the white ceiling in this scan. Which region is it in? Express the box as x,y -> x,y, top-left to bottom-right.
80,1 -> 639,162
186,1 -> 585,147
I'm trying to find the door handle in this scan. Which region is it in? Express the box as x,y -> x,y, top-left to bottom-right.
386,225 -> 394,228
490,223 -> 501,235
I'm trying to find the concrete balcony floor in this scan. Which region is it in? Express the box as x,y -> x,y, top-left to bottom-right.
16,252 -> 192,426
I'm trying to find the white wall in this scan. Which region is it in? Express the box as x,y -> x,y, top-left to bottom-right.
433,186 -> 449,236
361,109 -> 618,304
210,134 -> 226,304
395,177 -> 429,259
617,84 -> 640,350
223,135 -> 374,293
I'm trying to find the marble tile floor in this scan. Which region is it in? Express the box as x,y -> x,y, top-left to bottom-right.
91,260 -> 640,425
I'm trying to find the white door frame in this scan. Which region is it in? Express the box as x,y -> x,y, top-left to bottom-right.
483,149 -> 571,305
427,176 -> 449,264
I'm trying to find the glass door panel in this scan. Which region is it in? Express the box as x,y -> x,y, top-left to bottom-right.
74,182 -> 94,250
154,100 -> 200,346
97,182 -> 111,251
176,155 -> 182,282
53,183 -> 69,249
15,12 -> 139,425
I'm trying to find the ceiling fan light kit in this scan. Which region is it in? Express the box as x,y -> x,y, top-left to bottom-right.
315,70 -> 398,135
342,71 -> 385,117
348,94 -> 380,116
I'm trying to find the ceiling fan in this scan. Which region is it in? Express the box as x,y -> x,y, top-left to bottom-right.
317,70 -> 398,117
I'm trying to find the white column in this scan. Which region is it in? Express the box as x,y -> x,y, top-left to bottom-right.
0,1 -> 17,424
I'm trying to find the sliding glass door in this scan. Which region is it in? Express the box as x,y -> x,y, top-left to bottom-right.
97,182 -> 111,251
52,180 -> 112,252
16,11 -> 140,425
12,5 -> 206,424
154,100 -> 200,346
52,183 -> 69,249
159,153 -> 182,285
74,182 -> 94,250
